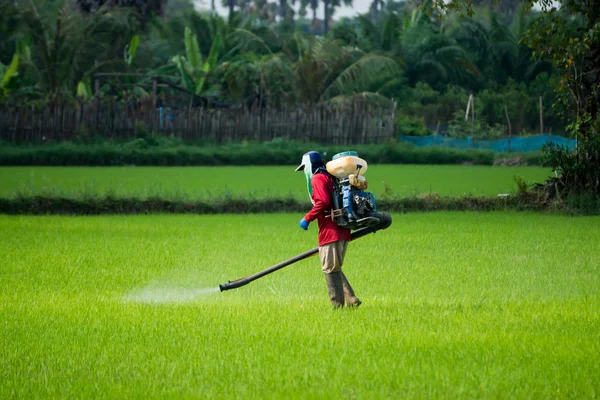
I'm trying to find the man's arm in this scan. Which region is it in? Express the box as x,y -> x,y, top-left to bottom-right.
304,175 -> 330,222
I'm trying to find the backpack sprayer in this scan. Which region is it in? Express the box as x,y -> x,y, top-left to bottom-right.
219,151 -> 392,292
326,151 -> 380,230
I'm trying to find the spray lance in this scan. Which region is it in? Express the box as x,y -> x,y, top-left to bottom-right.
219,212 -> 392,292
219,150 -> 390,292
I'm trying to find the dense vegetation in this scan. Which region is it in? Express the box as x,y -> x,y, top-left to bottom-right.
1,0 -> 598,199
0,139 -> 544,166
0,0 -> 566,138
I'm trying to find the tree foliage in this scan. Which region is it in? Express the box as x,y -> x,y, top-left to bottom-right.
13,0 -> 134,98
435,0 -> 599,196
0,0 -> 580,142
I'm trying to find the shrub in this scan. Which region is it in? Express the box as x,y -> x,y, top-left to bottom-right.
0,139 -> 543,166
394,114 -> 431,136
0,192 -> 590,215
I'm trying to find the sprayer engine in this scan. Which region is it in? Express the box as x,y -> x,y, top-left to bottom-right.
330,178 -> 379,230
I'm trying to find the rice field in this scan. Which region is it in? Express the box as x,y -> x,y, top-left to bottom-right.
0,165 -> 551,199
1,213 -> 598,399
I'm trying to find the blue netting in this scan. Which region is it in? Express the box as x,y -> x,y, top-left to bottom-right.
401,134 -> 576,152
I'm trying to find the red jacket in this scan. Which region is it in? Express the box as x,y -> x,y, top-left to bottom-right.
304,172 -> 351,246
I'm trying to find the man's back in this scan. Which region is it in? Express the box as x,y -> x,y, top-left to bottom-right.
304,172 -> 351,247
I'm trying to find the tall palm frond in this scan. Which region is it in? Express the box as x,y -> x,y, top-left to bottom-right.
229,28 -> 275,54
399,22 -> 478,88
19,0 -> 132,96
323,54 -> 399,100
294,36 -> 400,103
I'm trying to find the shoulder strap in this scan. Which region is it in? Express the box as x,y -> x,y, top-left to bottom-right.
314,167 -> 335,180
315,168 -> 340,195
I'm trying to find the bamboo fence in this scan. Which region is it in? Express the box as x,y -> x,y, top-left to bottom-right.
0,97 -> 397,145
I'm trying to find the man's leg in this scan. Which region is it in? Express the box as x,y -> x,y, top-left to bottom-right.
336,241 -> 361,307
319,241 -> 346,308
324,271 -> 344,308
341,272 -> 362,307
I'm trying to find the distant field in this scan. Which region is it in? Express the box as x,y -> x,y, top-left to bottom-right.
1,213 -> 598,398
0,165 -> 551,199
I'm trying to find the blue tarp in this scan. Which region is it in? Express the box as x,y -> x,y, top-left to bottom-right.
401,134 -> 576,152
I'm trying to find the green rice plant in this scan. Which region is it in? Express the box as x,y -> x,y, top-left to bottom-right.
0,213 -> 599,398
0,165 -> 552,200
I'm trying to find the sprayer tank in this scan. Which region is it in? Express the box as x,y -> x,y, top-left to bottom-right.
326,151 -> 368,179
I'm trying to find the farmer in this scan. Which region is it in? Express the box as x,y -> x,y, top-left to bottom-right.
295,151 -> 361,308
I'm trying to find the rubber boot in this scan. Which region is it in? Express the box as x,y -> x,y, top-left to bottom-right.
341,272 -> 362,308
324,271 -> 345,308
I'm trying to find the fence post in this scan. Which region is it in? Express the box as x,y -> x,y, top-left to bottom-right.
504,102 -> 512,152
471,94 -> 475,149
151,77 -> 157,136
539,96 -> 543,136
12,108 -> 20,142
465,93 -> 472,121
390,100 -> 397,143
39,106 -> 45,142
94,78 -> 100,134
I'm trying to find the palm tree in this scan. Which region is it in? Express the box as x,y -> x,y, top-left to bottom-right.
358,7 -> 477,90
504,6 -> 552,83
357,11 -> 402,52
229,29 -> 400,106
279,0 -> 296,22
322,0 -> 352,34
310,0 -> 318,26
294,35 -> 398,103
369,0 -> 383,22
450,8 -> 551,86
18,0 -> 132,97
299,0 -> 319,32
222,0 -> 235,20
396,9 -> 479,89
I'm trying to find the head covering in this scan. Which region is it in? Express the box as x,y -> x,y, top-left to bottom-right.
295,151 -> 325,199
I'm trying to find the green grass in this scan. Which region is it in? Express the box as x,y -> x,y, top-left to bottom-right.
0,165 -> 551,199
1,213 -> 598,398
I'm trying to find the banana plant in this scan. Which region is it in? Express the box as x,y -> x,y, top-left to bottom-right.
76,80 -> 93,100
0,53 -> 19,99
125,35 -> 140,67
174,27 -> 223,98
75,35 -> 143,101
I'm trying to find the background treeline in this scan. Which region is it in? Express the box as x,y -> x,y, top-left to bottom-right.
0,0 -> 567,139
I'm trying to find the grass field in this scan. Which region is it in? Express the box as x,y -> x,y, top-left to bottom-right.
1,213 -> 598,398
0,165 -> 551,199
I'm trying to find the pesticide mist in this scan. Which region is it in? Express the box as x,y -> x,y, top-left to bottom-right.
125,285 -> 220,304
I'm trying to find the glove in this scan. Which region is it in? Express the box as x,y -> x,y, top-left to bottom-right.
299,218 -> 309,231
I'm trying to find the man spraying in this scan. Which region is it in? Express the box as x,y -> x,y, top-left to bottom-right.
295,151 -> 361,308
